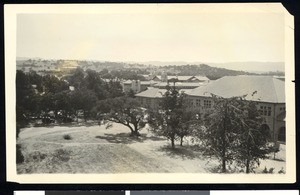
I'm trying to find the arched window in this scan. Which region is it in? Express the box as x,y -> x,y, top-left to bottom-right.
278,127 -> 286,142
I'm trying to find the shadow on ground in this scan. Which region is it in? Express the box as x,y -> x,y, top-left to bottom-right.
31,121 -> 98,128
158,145 -> 199,160
95,133 -> 165,144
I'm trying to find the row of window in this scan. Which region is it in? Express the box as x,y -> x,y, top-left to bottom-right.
190,99 -> 212,108
259,106 -> 285,117
259,106 -> 272,116
138,98 -> 284,118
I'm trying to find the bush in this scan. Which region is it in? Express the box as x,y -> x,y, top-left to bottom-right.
52,149 -> 71,162
16,144 -> 24,164
26,151 -> 47,162
63,134 -> 72,140
262,166 -> 275,174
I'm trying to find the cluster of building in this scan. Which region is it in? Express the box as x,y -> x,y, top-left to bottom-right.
135,75 -> 286,143
121,71 -> 210,93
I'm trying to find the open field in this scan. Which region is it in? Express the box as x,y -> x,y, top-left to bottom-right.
17,123 -> 286,174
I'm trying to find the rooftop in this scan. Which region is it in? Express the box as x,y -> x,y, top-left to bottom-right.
153,82 -> 202,88
136,87 -> 192,98
186,75 -> 285,103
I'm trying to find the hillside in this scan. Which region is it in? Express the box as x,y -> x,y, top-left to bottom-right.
16,58 -> 284,80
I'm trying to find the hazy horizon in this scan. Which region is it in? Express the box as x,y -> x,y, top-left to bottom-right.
16,56 -> 285,73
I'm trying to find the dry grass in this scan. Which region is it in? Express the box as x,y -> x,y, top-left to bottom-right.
17,123 -> 286,174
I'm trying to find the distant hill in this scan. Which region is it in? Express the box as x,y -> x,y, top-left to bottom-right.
16,58 -> 284,80
156,64 -> 252,80
135,61 -> 284,73
207,62 -> 285,73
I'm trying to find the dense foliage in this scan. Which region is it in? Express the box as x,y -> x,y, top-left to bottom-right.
196,94 -> 270,173
16,68 -> 124,128
16,67 -> 274,173
148,85 -> 196,148
97,97 -> 146,136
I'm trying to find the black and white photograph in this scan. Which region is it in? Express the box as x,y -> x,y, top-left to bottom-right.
5,3 -> 295,183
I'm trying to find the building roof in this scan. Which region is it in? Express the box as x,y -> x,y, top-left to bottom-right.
156,75 -> 194,81
122,80 -> 157,85
153,82 -> 202,88
135,87 -> 192,98
186,75 -> 285,103
123,80 -> 132,84
193,76 -> 210,81
141,81 -> 157,85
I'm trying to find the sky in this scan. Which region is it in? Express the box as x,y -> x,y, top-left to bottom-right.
17,12 -> 285,63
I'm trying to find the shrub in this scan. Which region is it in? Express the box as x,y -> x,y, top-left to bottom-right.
52,149 -> 71,162
26,151 -> 47,162
278,167 -> 285,174
262,166 -> 275,174
63,134 -> 72,140
16,144 -> 24,164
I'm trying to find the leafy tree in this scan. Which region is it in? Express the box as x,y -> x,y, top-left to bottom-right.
16,70 -> 37,131
67,67 -> 86,89
52,91 -> 73,121
125,89 -> 136,98
177,107 -> 197,146
85,69 -> 109,100
148,85 -> 186,148
27,70 -> 43,92
42,74 -> 68,93
98,97 -> 146,136
106,80 -> 124,98
40,92 -> 56,116
70,89 -> 98,122
201,95 -> 244,173
235,100 -> 270,173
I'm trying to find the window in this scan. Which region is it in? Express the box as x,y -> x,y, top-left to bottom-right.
260,106 -> 272,116
189,99 -> 194,107
280,107 -> 285,111
146,99 -> 151,105
204,100 -> 212,108
196,99 -> 201,106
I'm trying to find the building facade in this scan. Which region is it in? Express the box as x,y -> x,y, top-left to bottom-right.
186,75 -> 286,143
135,75 -> 286,143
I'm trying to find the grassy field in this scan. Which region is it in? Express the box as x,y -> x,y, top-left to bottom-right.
17,123 -> 286,174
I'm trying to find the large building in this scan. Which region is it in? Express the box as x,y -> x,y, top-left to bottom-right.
186,75 -> 285,143
136,75 -> 286,143
121,80 -> 158,93
135,87 -> 192,109
122,72 -> 210,93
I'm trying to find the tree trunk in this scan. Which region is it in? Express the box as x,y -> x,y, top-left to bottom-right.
246,159 -> 250,173
180,136 -> 183,146
222,158 -> 226,173
131,129 -> 140,136
132,123 -> 140,136
76,111 -> 79,123
221,100 -> 228,173
54,110 -> 58,119
171,137 -> 175,148
246,136 -> 250,173
84,110 -> 87,122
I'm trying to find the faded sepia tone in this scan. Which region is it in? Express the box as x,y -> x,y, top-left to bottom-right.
5,3 -> 295,183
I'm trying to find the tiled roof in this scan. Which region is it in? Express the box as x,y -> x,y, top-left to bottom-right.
186,75 -> 285,103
